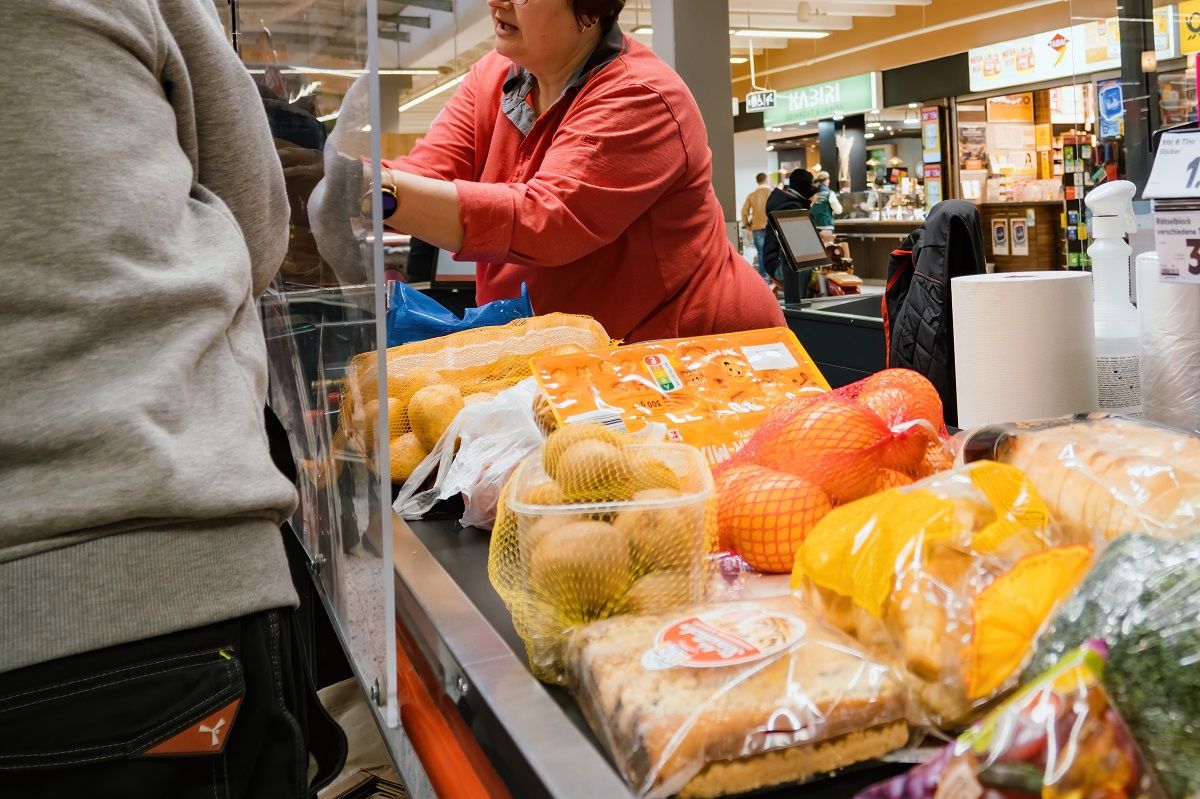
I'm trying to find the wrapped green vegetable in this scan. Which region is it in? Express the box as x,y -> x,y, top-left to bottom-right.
1026,533 -> 1200,799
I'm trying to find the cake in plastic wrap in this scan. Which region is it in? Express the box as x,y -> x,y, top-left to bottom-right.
566,595 -> 911,799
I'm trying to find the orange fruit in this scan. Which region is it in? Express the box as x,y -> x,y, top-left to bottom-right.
874,468 -> 914,492
755,395 -> 890,504
717,465 -> 833,573
857,369 -> 944,431
713,464 -> 767,549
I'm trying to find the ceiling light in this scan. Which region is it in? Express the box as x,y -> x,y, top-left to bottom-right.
397,73 -> 466,112
907,102 -> 920,109
904,108 -> 919,124
731,28 -> 829,40
729,56 -> 749,64
870,108 -> 880,114
832,114 -> 844,121
864,132 -> 875,139
632,25 -> 652,34
866,112 -> 882,129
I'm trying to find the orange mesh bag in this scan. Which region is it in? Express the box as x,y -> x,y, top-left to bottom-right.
712,368 -> 952,573
488,424 -> 718,684
790,461 -> 1092,729
337,313 -> 612,485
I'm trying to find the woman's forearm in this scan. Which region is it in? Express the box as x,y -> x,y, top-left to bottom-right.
383,168 -> 466,253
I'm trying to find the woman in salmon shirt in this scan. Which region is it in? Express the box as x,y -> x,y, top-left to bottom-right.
374,0 -> 785,342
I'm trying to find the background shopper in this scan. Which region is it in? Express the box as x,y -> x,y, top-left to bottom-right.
811,171 -> 843,231
0,2 -> 343,796
741,172 -> 774,282
762,169 -> 818,288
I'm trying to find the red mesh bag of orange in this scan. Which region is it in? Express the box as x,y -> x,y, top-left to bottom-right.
713,369 -> 952,573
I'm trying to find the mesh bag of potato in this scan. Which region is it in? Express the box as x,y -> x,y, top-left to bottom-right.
712,369 -> 953,574
488,424 -> 717,684
959,414 -> 1200,546
790,461 -> 1093,728
338,313 -> 611,485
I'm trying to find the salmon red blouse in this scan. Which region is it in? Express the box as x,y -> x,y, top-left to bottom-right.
388,23 -> 785,342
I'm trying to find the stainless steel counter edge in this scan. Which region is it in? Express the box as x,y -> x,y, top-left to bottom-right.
390,515 -> 634,798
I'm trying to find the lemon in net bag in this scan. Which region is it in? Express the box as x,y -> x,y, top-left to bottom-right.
489,424 -> 718,684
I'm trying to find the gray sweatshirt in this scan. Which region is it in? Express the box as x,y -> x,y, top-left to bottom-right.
0,0 -> 300,671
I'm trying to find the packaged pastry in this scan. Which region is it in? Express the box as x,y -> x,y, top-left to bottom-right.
530,328 -> 830,467
959,414 -> 1200,545
792,461 -> 1092,727
566,595 -> 911,799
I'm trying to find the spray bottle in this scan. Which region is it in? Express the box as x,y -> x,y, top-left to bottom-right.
1084,180 -> 1142,415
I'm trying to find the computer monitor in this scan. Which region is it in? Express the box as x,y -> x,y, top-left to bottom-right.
767,208 -> 831,273
430,247 -> 476,291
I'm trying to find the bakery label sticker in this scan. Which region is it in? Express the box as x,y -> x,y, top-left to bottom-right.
641,606 -> 806,670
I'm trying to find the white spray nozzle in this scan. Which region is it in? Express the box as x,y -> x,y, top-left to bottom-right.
1085,180 -> 1137,237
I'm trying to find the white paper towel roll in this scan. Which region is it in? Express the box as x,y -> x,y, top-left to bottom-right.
952,271 -> 1099,428
1137,252 -> 1200,432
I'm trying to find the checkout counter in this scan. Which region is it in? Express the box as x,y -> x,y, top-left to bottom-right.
831,220 -> 918,283
783,294 -> 886,387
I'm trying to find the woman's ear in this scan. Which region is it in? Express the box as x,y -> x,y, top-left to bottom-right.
579,13 -> 600,30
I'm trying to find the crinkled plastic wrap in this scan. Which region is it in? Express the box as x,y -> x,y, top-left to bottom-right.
791,461 -> 1092,728
711,369 -> 953,574
566,595 -> 912,799
488,424 -> 716,684
385,281 -> 532,347
337,312 -> 611,487
1026,534 -> 1200,799
855,643 -> 1165,799
958,414 -> 1200,545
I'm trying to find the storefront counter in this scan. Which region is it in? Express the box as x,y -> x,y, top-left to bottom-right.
833,219 -> 921,283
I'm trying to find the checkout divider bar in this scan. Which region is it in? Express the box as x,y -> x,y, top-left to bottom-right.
390,515 -> 635,799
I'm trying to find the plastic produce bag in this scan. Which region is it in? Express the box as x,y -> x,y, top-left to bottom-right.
385,281 -> 532,347
791,461 -> 1092,727
711,369 -> 953,574
1025,533 -> 1200,799
855,642 -> 1164,799
566,595 -> 912,799
393,378 -> 543,529
958,414 -> 1200,545
530,327 -> 830,467
488,424 -> 717,684
339,313 -> 611,488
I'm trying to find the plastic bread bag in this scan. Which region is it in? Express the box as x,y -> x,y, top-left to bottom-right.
958,414 -> 1200,545
337,312 -> 611,490
854,642 -> 1165,799
530,327 -> 831,467
565,595 -> 913,799
393,378 -> 543,529
385,282 -> 533,347
1024,533 -> 1200,799
488,424 -> 718,684
710,369 -> 954,574
790,461 -> 1093,728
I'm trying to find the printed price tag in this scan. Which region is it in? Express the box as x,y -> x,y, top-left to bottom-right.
1154,210 -> 1200,284
1144,131 -> 1200,198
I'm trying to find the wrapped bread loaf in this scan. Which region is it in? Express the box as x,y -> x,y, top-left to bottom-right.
960,415 -> 1200,544
566,595 -> 910,799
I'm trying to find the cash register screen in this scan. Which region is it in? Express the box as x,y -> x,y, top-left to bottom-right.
769,209 -> 830,272
431,247 -> 476,289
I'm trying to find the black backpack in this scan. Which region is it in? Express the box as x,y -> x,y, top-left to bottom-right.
883,200 -> 987,427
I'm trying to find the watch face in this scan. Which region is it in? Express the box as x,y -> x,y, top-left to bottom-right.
360,189 -> 400,219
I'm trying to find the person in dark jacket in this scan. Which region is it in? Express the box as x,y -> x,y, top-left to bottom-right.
761,169 -> 817,284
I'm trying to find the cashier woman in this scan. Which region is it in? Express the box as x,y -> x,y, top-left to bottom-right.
371,0 -> 785,342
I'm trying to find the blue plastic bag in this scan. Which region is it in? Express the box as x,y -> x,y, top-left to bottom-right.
386,282 -> 532,347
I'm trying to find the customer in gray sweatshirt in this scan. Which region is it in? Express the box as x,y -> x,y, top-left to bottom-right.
0,1 -> 342,795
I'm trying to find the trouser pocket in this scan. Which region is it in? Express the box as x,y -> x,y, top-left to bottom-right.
0,645 -> 245,799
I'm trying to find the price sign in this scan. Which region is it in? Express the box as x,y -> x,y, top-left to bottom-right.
1144,131 -> 1200,198
1155,211 -> 1200,284
745,90 -> 776,113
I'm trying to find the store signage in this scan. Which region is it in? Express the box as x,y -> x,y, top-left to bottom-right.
1144,130 -> 1200,199
1182,0 -> 1200,54
762,73 -> 880,128
745,90 -> 776,113
924,163 -> 942,210
986,93 -> 1034,123
1145,131 -> 1200,285
969,9 -> 1176,92
1011,218 -> 1030,256
921,107 -> 942,164
1098,79 -> 1125,139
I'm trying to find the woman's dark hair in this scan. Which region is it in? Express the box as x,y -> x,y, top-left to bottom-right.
574,0 -> 625,27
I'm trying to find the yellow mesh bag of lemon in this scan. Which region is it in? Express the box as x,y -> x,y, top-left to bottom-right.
790,461 -> 1092,729
489,424 -> 718,684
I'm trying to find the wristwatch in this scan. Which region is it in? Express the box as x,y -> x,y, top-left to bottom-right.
360,167 -> 399,219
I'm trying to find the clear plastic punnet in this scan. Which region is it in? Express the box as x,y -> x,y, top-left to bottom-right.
489,425 -> 717,684
565,595 -> 913,799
